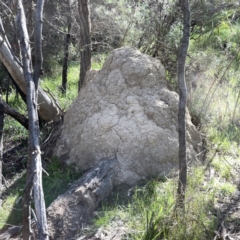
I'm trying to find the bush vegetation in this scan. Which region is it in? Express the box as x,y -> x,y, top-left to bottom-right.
1,0 -> 240,239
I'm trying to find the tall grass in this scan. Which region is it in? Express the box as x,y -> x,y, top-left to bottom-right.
93,167 -> 230,240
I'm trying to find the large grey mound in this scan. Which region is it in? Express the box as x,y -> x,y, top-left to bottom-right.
54,46 -> 201,184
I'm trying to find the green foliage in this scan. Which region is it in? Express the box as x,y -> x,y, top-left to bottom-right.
92,53 -> 107,70
93,174 -> 220,240
41,56 -> 106,110
188,167 -> 205,189
4,116 -> 28,141
0,158 -> 82,230
42,158 -> 82,207
41,62 -> 79,110
0,172 -> 25,229
2,93 -> 28,141
213,181 -> 236,196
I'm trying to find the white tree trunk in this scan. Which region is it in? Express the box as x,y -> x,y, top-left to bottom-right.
17,0 -> 49,238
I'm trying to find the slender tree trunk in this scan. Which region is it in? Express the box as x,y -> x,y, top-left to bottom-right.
17,1 -> 48,239
176,0 -> 190,208
34,0 -> 45,92
62,23 -> 71,95
33,1 -> 48,238
78,0 -> 91,90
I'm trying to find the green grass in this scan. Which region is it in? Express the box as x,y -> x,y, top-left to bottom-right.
1,55 -> 106,142
4,116 -> 28,142
0,55 -> 106,231
41,63 -> 79,110
2,92 -> 28,141
41,56 -> 106,110
42,158 -> 82,207
0,172 -> 25,230
92,169 -> 223,240
0,158 -> 82,231
4,164 -> 234,239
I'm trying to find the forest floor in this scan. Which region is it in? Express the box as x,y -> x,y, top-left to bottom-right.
2,138 -> 240,239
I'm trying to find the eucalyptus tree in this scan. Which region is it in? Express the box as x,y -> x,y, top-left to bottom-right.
17,0 -> 48,238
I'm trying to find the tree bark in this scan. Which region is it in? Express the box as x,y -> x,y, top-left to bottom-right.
176,0 -> 190,208
34,0 -> 44,92
0,226 -> 22,240
78,0 -> 91,90
33,1 -> 49,238
47,157 -> 118,239
0,17 -> 61,123
17,1 -> 48,239
62,23 -> 71,95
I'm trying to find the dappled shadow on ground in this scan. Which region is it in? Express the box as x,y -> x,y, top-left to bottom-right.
0,175 -> 24,236
76,180 -> 154,240
2,139 -> 28,179
213,178 -> 240,239
0,139 -> 28,237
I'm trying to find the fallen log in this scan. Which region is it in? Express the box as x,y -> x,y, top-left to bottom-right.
0,226 -> 22,240
47,156 -> 119,240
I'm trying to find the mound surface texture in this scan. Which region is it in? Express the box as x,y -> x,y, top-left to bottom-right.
54,46 -> 201,184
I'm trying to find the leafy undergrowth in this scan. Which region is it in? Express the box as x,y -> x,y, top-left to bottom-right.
1,128 -> 240,239
83,157 -> 240,240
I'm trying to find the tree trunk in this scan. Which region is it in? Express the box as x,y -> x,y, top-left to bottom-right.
17,1 -> 48,239
0,17 -> 61,123
33,1 -> 49,238
34,0 -> 44,92
176,0 -> 190,208
62,23 -> 71,95
78,0 -> 91,90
